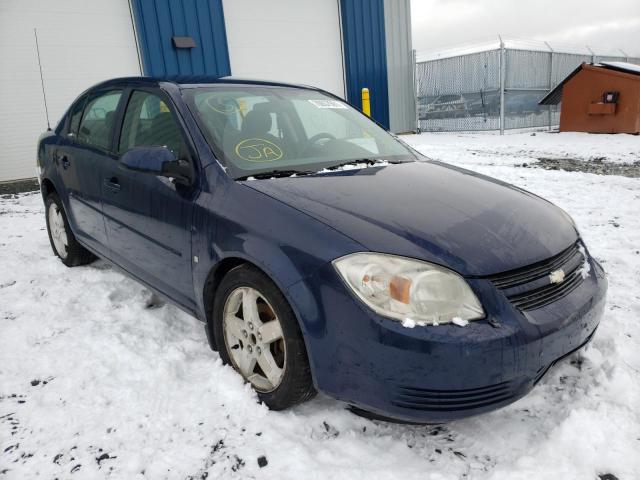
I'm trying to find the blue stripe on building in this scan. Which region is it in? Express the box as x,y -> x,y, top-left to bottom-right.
131,0 -> 231,77
340,0 -> 390,129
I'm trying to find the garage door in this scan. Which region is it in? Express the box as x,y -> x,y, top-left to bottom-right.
0,0 -> 141,182
222,0 -> 345,97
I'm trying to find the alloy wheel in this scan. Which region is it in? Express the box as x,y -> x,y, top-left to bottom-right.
48,203 -> 68,259
223,286 -> 286,392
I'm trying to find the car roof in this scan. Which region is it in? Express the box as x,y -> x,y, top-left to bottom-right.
89,76 -> 321,92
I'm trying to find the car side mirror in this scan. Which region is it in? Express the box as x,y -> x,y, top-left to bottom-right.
120,146 -> 193,186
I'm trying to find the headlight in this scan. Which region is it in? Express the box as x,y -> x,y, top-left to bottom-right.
333,253 -> 484,326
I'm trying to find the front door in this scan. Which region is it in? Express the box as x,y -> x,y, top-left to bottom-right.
102,89 -> 197,308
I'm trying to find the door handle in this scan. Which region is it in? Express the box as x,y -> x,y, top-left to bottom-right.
54,152 -> 70,169
103,177 -> 121,193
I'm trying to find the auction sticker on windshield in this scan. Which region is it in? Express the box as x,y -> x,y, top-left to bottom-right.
308,99 -> 347,109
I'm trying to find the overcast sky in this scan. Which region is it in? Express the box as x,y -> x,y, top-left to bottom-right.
411,0 -> 640,56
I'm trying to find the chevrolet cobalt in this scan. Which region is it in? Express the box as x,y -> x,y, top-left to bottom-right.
37,77 -> 607,422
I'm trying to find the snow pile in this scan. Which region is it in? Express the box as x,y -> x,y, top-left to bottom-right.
450,317 -> 469,327
401,318 -> 416,328
406,130 -> 639,166
1,131 -> 639,479
578,244 -> 593,279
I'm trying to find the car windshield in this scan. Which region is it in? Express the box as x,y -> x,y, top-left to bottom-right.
182,85 -> 414,179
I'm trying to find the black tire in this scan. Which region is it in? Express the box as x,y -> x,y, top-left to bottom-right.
213,264 -> 316,410
45,192 -> 96,267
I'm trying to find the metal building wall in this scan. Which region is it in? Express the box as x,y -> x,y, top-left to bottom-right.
340,0 -> 390,129
383,0 -> 415,133
416,42 -> 639,133
131,0 -> 230,77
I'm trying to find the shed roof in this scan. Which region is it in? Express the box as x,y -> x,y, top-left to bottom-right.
600,61 -> 640,75
539,62 -> 640,105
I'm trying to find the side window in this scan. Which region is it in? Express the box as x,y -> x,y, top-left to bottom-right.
119,91 -> 186,158
67,97 -> 86,136
77,90 -> 122,150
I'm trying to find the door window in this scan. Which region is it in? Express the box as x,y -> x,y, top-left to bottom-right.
67,96 -> 86,136
77,90 -> 122,150
119,91 -> 186,158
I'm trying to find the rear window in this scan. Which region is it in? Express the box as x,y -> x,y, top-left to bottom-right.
67,97 -> 86,136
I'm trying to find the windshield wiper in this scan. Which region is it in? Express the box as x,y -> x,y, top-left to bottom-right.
236,169 -> 316,181
322,158 -> 403,171
236,158 -> 407,180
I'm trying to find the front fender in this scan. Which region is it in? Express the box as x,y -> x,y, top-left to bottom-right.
191,170 -> 364,329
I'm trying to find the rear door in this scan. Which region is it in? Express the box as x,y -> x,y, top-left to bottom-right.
57,89 -> 123,251
102,88 -> 197,308
54,94 -> 86,224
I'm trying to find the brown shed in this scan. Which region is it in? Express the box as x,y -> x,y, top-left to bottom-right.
540,62 -> 640,134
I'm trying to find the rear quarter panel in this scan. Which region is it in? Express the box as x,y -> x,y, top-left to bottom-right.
37,131 -> 64,198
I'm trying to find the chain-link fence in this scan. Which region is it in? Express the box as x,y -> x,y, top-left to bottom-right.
415,39 -> 640,132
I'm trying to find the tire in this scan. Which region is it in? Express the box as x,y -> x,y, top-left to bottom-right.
213,264 -> 316,410
45,192 -> 96,267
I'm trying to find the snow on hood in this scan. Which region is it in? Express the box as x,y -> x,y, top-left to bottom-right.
244,161 -> 390,181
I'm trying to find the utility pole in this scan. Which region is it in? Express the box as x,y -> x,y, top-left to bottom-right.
544,41 -> 554,131
499,35 -> 505,135
412,49 -> 419,133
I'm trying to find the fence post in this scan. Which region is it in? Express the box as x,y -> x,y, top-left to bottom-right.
412,49 -> 419,133
499,36 -> 505,135
619,49 -> 629,62
545,41 -> 554,131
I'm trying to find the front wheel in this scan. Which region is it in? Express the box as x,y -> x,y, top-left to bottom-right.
45,192 -> 96,267
213,264 -> 316,410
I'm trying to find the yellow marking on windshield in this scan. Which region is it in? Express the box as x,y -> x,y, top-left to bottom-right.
205,96 -> 239,114
235,138 -> 283,162
238,99 -> 248,116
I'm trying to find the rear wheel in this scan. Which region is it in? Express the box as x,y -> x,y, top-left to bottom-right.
213,264 -> 316,410
45,192 -> 95,267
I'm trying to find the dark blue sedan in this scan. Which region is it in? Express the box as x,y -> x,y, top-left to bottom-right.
37,77 -> 607,423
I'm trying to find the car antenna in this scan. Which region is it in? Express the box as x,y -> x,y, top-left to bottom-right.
33,28 -> 51,131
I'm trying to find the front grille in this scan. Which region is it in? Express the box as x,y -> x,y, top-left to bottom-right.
392,380 -> 518,411
487,242 -> 586,311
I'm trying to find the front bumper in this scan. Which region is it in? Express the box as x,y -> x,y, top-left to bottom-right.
286,255 -> 607,423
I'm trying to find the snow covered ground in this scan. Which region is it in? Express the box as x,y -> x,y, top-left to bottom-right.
1,131 -> 639,479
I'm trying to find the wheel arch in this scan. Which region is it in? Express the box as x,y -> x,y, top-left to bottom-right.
41,177 -> 57,199
201,254 -> 320,397
202,256 -> 256,351
200,255 -> 314,365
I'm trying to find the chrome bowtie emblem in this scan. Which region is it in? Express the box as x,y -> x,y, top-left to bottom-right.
549,269 -> 566,284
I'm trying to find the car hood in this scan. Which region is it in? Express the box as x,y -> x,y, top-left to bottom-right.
243,161 -> 578,276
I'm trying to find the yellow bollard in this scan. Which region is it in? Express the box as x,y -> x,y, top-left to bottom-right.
361,87 -> 371,117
